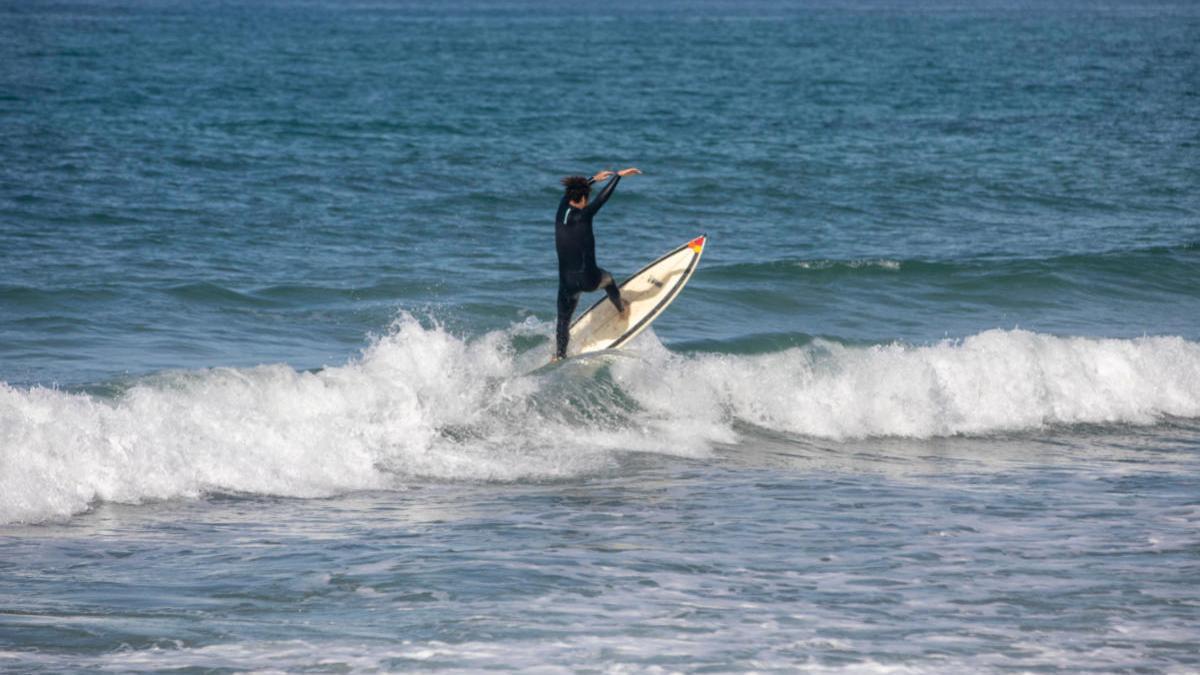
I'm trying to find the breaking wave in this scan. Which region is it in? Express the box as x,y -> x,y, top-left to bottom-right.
3,316 -> 1199,524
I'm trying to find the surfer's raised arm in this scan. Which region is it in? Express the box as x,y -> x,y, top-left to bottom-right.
585,167 -> 640,215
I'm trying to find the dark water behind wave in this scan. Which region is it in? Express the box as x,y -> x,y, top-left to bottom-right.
4,0 -> 1198,382
4,242 -> 1197,386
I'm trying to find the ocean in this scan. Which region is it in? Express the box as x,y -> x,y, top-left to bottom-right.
2,0 -> 1199,671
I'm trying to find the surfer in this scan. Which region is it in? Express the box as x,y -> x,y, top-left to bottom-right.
553,167 -> 642,361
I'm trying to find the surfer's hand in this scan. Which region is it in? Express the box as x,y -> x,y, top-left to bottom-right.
617,167 -> 641,177
592,170 -> 615,182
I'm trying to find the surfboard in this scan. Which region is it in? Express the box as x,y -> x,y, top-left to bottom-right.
567,234 -> 707,357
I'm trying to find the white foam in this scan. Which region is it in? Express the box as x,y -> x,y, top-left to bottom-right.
0,316 -> 717,524
621,329 -> 1200,441
794,258 -> 902,271
0,636 -> 955,673
2,322 -> 1198,524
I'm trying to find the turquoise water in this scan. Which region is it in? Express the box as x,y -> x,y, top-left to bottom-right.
2,1 -> 1199,671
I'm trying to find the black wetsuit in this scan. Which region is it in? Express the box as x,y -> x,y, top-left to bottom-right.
555,174 -> 625,359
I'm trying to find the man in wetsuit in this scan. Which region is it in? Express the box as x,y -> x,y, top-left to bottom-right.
553,166 -> 642,361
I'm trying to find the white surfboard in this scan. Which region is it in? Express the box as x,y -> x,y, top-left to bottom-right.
567,235 -> 707,357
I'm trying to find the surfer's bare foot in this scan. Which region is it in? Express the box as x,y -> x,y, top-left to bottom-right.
618,302 -> 630,321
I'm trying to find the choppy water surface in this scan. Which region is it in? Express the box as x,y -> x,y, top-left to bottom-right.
2,0 -> 1199,671
4,448 -> 1199,672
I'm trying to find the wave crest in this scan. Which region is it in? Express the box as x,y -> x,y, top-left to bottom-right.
643,330 -> 1200,440
3,319 -> 1198,524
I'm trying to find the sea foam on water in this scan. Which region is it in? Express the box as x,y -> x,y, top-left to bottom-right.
2,317 -> 1198,524
625,329 -> 1200,440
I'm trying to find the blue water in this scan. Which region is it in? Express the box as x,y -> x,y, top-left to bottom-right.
2,0 -> 1199,671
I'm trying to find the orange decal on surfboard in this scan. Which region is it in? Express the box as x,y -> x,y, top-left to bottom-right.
688,236 -> 706,254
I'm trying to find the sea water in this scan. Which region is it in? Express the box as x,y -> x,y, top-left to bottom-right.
2,0 -> 1199,671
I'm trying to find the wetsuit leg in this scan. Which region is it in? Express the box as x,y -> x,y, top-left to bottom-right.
596,269 -> 625,313
556,283 -> 581,359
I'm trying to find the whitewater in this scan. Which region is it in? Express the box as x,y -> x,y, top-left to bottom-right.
4,317 -> 1198,525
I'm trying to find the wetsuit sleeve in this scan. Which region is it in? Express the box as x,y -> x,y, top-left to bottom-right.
556,193 -> 571,225
584,174 -> 621,215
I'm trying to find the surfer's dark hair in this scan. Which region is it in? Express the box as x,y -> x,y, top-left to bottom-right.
561,175 -> 591,202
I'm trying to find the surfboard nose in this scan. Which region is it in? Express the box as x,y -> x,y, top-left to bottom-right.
688,235 -> 706,253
